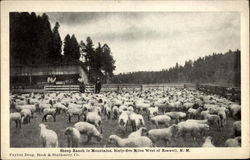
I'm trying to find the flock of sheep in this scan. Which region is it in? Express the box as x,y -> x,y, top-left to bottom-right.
10,87 -> 241,148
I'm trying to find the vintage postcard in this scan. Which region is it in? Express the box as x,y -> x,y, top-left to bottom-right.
1,0 -> 249,159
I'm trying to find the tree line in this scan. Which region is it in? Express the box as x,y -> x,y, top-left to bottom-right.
10,12 -> 115,83
111,49 -> 241,87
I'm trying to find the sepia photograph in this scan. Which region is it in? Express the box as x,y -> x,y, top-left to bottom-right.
1,0 -> 249,159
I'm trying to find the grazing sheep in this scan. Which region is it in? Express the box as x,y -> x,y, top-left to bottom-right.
127,105 -> 134,112
90,106 -> 102,116
42,108 -> 57,122
206,114 -> 221,129
16,104 -> 37,118
148,124 -> 178,146
229,104 -> 241,120
28,98 -> 40,105
20,109 -> 32,124
128,112 -> 145,131
225,136 -> 241,147
74,122 -> 103,143
207,105 -> 221,114
65,127 -> 81,147
233,121 -> 241,137
104,104 -> 111,120
218,110 -> 227,127
112,106 -> 119,120
39,123 -> 58,148
118,111 -> 129,133
38,103 -> 51,114
165,112 -> 186,123
177,121 -> 209,141
187,107 -> 202,119
53,103 -> 68,115
200,110 -> 209,119
118,105 -> 128,114
10,112 -> 22,128
128,127 -> 148,138
170,101 -> 183,111
182,102 -> 194,111
108,135 -> 154,147
67,107 -> 85,123
147,107 -> 158,120
202,136 -> 215,147
84,111 -> 102,131
156,103 -> 169,113
135,102 -> 151,114
150,115 -> 171,128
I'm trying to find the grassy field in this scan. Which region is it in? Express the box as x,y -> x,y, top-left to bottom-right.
10,110 -> 236,148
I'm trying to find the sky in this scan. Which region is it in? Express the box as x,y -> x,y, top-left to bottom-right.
45,12 -> 240,74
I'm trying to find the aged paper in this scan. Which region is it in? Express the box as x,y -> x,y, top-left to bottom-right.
1,0 -> 249,159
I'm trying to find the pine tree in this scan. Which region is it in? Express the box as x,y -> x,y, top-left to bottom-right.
70,34 -> 80,60
51,22 -> 62,64
63,34 -> 71,61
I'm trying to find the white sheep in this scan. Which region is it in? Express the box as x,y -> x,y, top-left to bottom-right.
170,101 -> 183,111
200,110 -> 210,119
202,136 -> 215,147
187,107 -> 202,119
74,122 -> 103,143
229,104 -> 241,120
42,108 -> 57,122
118,104 -> 128,114
108,135 -> 154,147
182,102 -> 194,111
147,107 -> 158,120
104,104 -> 112,120
148,124 -> 178,146
53,102 -> 68,115
150,115 -> 171,128
225,136 -> 241,147
16,104 -> 37,118
64,127 -> 81,147
20,109 -> 32,124
128,111 -> 145,131
206,114 -> 221,129
218,110 -> 227,127
39,123 -> 58,148
165,112 -> 186,123
233,121 -> 241,137
177,121 -> 209,141
10,112 -> 22,128
135,102 -> 151,114
156,103 -> 169,113
38,103 -> 51,114
67,107 -> 85,123
84,111 -> 102,131
118,111 -> 129,133
112,106 -> 119,119
128,127 -> 148,138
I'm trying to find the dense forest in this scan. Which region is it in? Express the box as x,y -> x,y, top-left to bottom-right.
111,49 -> 241,87
10,12 -> 115,82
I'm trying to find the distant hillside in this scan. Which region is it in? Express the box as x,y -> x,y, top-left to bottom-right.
111,49 -> 241,87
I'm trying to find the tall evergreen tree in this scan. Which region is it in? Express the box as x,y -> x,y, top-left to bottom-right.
63,34 -> 71,61
38,13 -> 53,64
81,37 -> 95,81
70,34 -> 80,60
101,44 -> 116,82
51,22 -> 62,64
